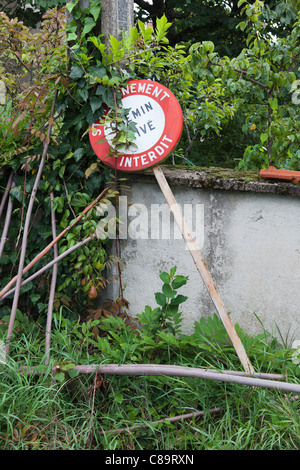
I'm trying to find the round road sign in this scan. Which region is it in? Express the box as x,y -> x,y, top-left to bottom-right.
89,79 -> 183,172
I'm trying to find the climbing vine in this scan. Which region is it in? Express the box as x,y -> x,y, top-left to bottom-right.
0,4 -> 173,324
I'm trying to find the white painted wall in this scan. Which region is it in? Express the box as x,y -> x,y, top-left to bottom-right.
117,170 -> 300,344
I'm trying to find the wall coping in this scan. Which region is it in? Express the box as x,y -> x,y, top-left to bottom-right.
126,165 -> 300,197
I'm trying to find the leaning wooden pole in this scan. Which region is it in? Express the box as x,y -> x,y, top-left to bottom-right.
153,165 -> 254,375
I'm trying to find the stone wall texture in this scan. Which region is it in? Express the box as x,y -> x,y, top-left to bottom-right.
109,166 -> 300,344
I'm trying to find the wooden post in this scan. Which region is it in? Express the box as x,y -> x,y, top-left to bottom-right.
153,166 -> 254,375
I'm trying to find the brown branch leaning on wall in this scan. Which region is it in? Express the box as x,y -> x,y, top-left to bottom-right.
0,187 -> 108,300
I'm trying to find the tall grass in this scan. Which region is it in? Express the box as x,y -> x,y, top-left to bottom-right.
1,335 -> 299,450
0,281 -> 299,450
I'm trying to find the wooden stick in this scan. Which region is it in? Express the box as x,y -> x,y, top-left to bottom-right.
102,407 -> 222,435
5,91 -> 59,356
45,192 -> 58,365
0,170 -> 14,221
0,187 -> 108,300
0,235 -> 94,301
20,363 -> 300,394
153,165 -> 254,375
0,181 -> 14,258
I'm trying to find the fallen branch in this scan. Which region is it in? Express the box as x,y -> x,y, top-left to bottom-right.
102,407 -> 222,435
71,364 -> 300,393
20,363 -> 300,394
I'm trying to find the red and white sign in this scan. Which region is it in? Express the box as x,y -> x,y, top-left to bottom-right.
89,80 -> 183,172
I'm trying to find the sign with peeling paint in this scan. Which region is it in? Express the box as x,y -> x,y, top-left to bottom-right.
89,80 -> 183,171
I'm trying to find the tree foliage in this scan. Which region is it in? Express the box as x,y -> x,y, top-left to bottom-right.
187,0 -> 300,169
135,0 -> 298,55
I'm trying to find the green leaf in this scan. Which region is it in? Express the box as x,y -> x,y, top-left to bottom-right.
155,14 -> 172,44
90,4 -> 101,21
90,96 -> 103,114
82,17 -> 96,37
172,275 -> 188,289
170,266 -> 177,277
61,362 -> 76,371
55,372 -> 66,383
159,271 -> 170,284
260,132 -> 268,144
268,97 -> 278,112
67,32 -> 78,42
170,294 -> 188,306
115,393 -> 124,404
73,148 -> 84,162
155,292 -> 167,307
66,1 -> 79,13
68,369 -> 80,378
158,331 -> 179,346
162,283 -> 173,298
70,65 -> 84,79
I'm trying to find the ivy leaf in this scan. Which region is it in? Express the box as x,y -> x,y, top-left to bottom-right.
268,97 -> 278,112
90,5 -> 101,21
70,65 -> 84,79
73,148 -> 84,162
81,17 -> 96,37
90,96 -> 103,114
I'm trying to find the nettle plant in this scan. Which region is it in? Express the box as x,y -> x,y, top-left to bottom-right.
187,0 -> 300,170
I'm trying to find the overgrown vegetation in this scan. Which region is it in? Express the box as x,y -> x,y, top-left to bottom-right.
0,267 -> 300,450
1,1 -> 299,323
1,0 -> 300,451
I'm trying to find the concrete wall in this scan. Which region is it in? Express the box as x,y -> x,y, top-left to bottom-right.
112,166 -> 300,343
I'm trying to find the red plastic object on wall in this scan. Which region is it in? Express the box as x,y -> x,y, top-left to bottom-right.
260,166 -> 300,183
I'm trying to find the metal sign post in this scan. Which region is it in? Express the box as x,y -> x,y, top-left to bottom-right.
89,79 -> 254,375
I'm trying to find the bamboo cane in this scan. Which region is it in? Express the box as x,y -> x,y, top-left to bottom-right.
0,235 -> 94,301
0,181 -> 15,258
5,91 -> 58,356
0,187 -> 108,300
45,192 -> 58,365
0,170 -> 14,221
152,165 -> 254,375
20,363 -> 300,394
